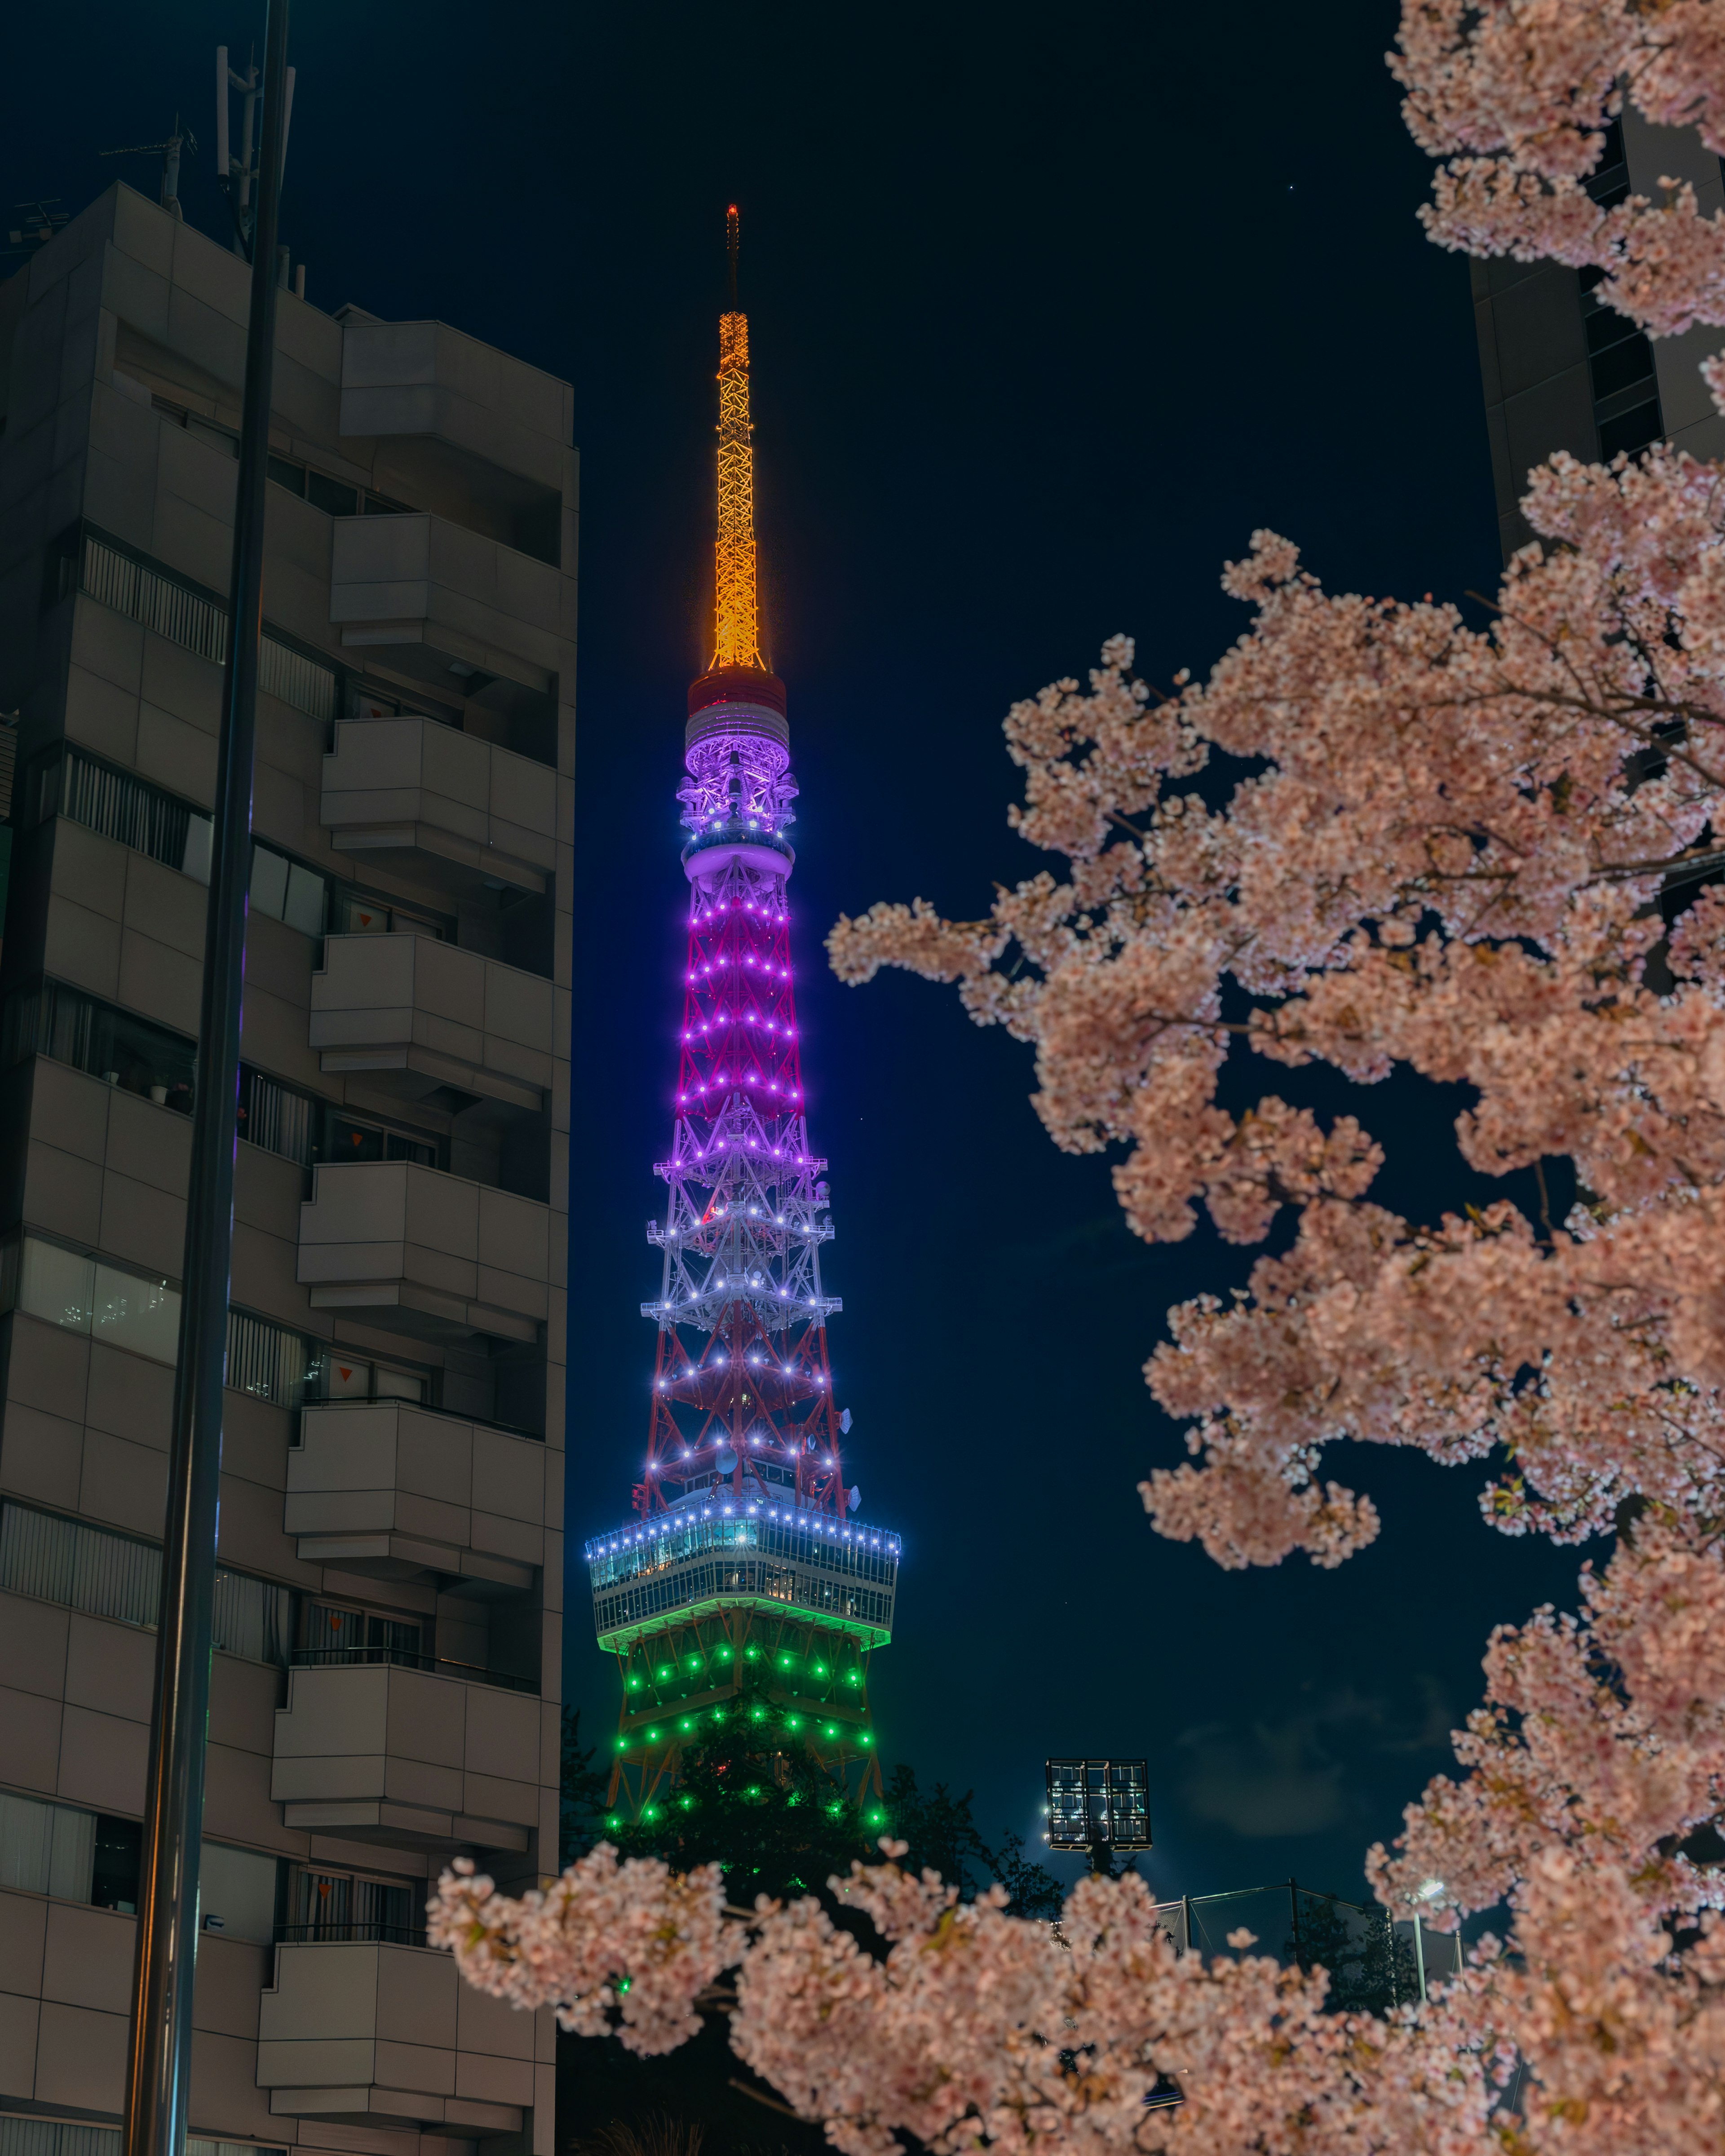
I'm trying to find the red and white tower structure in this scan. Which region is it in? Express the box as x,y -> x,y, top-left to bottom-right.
586,211 -> 898,1819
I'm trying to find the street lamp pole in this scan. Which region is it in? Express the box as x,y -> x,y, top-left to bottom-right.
123,4 -> 291,2151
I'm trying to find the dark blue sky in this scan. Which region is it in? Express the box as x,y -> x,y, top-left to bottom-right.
12,0 -> 1585,1904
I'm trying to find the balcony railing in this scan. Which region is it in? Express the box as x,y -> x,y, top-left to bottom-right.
289,1644 -> 538,1695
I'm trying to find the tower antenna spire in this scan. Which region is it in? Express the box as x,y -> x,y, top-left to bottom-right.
712,205 -> 762,672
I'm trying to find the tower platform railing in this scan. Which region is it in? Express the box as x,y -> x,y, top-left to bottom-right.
587,1504 -> 899,1651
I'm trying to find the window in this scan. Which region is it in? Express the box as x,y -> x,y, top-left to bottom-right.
0,1231 -> 180,1365
327,879 -> 453,939
0,1791 -> 140,1913
73,526 -> 338,722
239,1063 -> 441,1171
43,744 -> 212,880
0,2127 -> 286,2156
284,1862 -> 424,1945
3,978 -> 197,1111
199,1841 -> 280,1944
1599,399 -> 1665,459
249,839 -> 327,937
267,451 -> 411,519
225,1303 -> 429,1413
0,1501 -> 292,1662
296,1599 -> 430,1671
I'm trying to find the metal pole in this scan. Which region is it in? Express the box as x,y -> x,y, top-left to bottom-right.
123,7 -> 289,2154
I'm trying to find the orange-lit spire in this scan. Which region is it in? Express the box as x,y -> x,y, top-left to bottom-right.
712,204 -> 764,672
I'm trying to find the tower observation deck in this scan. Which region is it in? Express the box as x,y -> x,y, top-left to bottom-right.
589,210 -> 897,1818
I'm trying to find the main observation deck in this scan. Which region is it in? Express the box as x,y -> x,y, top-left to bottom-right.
587,1502 -> 900,1652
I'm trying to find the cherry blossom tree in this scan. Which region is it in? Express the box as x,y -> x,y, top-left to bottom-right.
1393,0 -> 1725,336
440,5 -> 1725,2146
432,1512 -> 1725,2152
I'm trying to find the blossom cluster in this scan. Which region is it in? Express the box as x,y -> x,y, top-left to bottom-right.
831,446 -> 1725,1570
1390,0 -> 1725,335
435,1515 -> 1725,2153
436,1836 -> 1493,2156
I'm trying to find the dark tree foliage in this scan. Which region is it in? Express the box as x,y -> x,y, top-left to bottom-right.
610,1680 -> 877,1903
597,1694 -> 1067,1920
877,1764 -> 1063,1917
559,1705 -> 611,1869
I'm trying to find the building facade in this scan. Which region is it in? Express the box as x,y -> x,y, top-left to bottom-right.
1469,110 -> 1725,558
0,184 -> 571,2153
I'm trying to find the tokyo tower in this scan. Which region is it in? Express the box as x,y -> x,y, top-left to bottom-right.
586,209 -> 899,1820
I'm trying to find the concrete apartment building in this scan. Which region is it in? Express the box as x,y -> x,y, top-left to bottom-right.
1469,110 -> 1725,558
0,182 -> 572,2154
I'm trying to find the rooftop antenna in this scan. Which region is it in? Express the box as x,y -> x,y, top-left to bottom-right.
217,44 -> 296,261
726,202 -> 740,311
101,116 -> 196,221
3,200 -> 69,261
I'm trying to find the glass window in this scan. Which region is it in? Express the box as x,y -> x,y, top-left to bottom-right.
93,1261 -> 180,1363
328,883 -> 454,939
198,1841 -> 279,1943
297,1600 -> 429,1668
250,841 -> 327,938
0,1789 -> 94,1900
266,455 -> 306,497
306,468 -> 358,517
18,1237 -> 95,1333
249,843 -> 289,920
287,1862 -> 423,1944
211,1568 -> 293,1665
92,1813 -> 140,1913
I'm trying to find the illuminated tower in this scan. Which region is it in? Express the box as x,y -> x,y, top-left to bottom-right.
588,210 -> 899,1819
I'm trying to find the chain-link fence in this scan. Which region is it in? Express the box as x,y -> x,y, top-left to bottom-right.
1151,1880 -> 1464,2010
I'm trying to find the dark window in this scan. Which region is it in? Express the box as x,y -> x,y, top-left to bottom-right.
284,1864 -> 423,1945
3,979 -> 197,1111
318,1113 -> 437,1169
266,455 -> 306,497
305,468 -> 359,517
363,490 -> 412,515
1590,333 -> 1657,402
92,1813 -> 141,1914
1599,399 -> 1665,460
297,1600 -> 429,1669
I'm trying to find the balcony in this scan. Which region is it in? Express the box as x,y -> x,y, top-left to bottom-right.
328,512 -> 566,691
285,1399 -> 547,1590
297,1158 -> 550,1344
270,1657 -> 540,1850
257,1937 -> 535,2130
309,932 -> 553,1114
320,716 -> 557,897
339,317 -> 570,499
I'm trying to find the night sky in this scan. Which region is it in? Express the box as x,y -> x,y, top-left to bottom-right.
11,1 -> 1586,1908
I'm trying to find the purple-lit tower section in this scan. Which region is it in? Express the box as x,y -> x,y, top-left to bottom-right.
637,666 -> 849,1519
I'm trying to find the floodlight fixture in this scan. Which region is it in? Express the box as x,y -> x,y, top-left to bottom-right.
1045,1758 -> 1151,1855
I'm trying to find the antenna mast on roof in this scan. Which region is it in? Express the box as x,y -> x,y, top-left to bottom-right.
216,43 -> 296,263
100,117 -> 196,222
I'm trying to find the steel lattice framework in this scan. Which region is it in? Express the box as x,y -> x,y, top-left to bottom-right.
590,214 -> 898,1821
712,308 -> 762,672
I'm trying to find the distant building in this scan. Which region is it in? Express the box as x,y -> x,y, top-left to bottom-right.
0,182 -> 571,2151
1468,112 -> 1725,558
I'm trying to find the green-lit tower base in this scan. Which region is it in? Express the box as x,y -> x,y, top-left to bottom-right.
587,1510 -> 899,1820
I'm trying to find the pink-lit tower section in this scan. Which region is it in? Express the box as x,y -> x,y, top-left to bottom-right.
643,666 -> 845,1515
